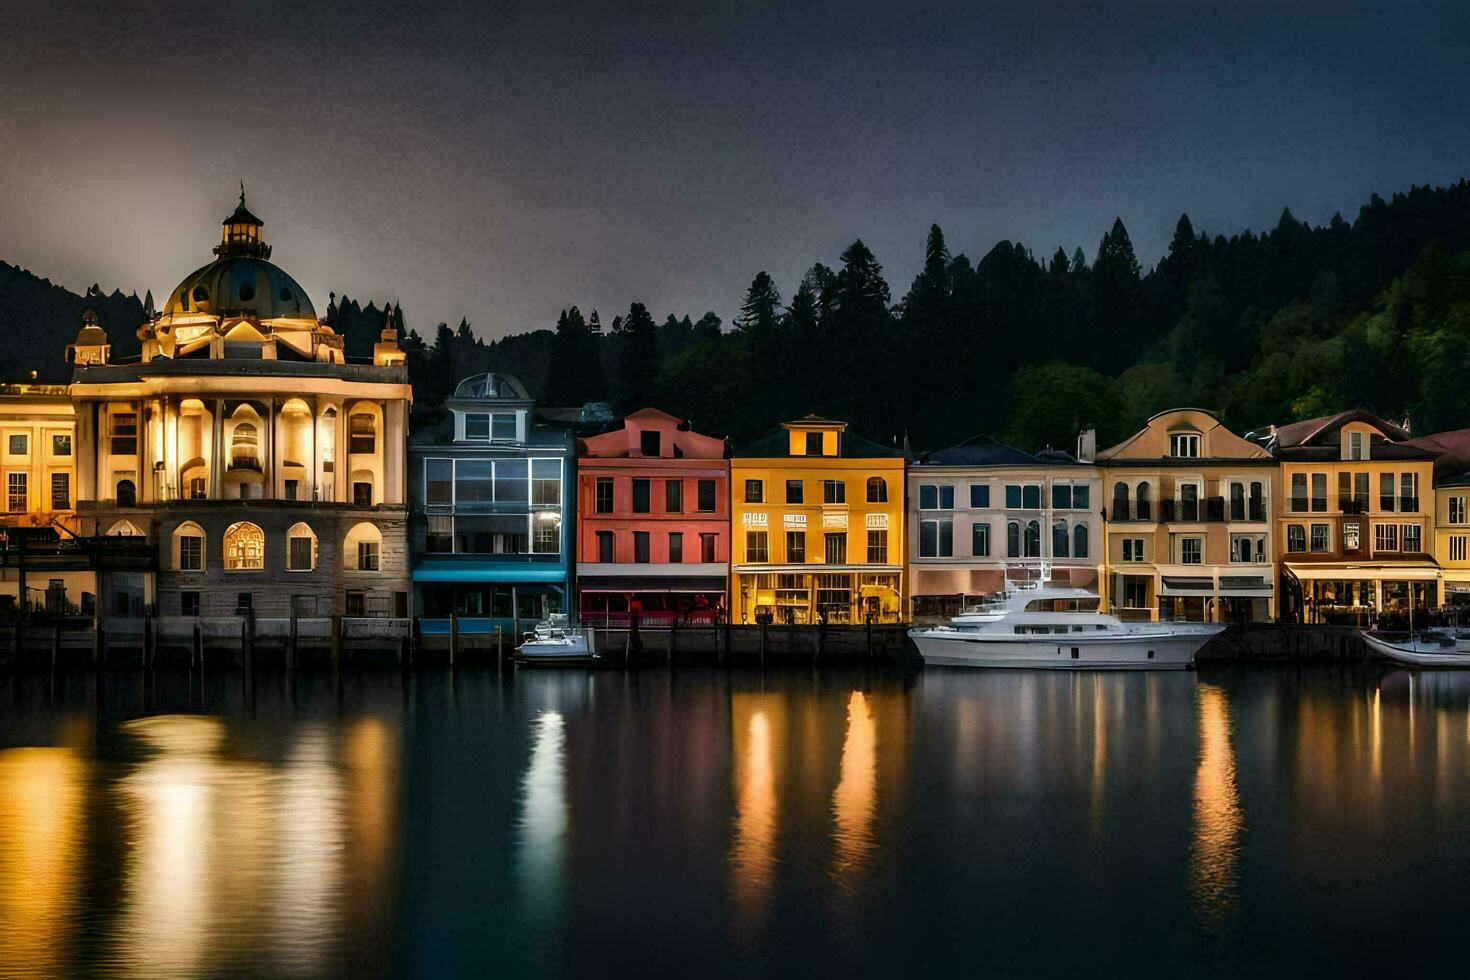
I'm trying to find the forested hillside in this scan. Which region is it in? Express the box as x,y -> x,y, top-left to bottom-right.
5,180 -> 1469,451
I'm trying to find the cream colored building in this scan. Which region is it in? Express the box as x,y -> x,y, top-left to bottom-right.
1098,408 -> 1278,622
68,191 -> 413,619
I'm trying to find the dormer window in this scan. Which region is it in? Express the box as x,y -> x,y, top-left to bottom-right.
805,432 -> 823,456
1170,433 -> 1200,458
464,412 -> 518,442
640,430 -> 661,456
1346,430 -> 1368,461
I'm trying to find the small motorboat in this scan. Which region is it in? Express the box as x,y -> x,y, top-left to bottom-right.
1359,629 -> 1470,668
514,615 -> 598,667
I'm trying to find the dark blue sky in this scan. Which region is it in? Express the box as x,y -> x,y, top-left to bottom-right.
2,1 -> 1467,338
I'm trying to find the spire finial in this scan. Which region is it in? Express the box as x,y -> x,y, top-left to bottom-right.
238,179 -> 246,208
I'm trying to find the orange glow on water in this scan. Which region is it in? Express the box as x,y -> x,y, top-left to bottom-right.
831,691 -> 877,893
730,695 -> 782,934
0,747 -> 85,978
1190,684 -> 1243,929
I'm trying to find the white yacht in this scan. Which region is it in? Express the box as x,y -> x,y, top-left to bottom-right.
515,615 -> 597,666
909,579 -> 1224,670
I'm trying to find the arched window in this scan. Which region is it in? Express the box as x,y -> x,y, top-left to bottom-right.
1052,519 -> 1070,558
1136,481 -> 1151,520
223,521 -> 265,570
866,477 -> 888,503
173,521 -> 205,571
116,480 -> 136,507
344,521 -> 382,572
230,421 -> 259,470
1006,520 -> 1020,558
1073,522 -> 1089,559
286,522 -> 317,572
1024,520 -> 1041,558
107,519 -> 143,537
1112,481 -> 1128,520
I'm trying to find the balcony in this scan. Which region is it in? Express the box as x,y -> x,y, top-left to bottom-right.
1161,497 -> 1225,522
1401,495 -> 1420,513
1338,496 -> 1369,514
1228,500 -> 1267,522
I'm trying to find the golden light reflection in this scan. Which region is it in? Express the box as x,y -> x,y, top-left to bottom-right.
271,726 -> 345,974
730,694 -> 782,934
1190,684 -> 1242,929
830,691 -> 877,893
0,747 -> 85,978
516,711 -> 567,922
1089,676 -> 1106,835
1370,687 -> 1382,787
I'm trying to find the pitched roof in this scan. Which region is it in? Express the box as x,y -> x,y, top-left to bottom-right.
1273,410 -> 1409,449
917,435 -> 1042,466
1402,428 -> 1470,476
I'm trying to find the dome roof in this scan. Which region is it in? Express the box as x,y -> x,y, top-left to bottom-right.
453,373 -> 529,401
161,256 -> 317,321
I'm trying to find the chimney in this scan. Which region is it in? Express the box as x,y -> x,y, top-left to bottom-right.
1076,428 -> 1096,463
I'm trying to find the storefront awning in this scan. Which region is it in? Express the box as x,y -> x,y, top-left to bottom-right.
412,565 -> 569,584
576,576 -> 728,592
1284,562 -> 1440,582
1157,575 -> 1273,598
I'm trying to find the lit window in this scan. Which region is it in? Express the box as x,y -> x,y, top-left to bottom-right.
52,434 -> 72,456
349,413 -> 376,454
50,473 -> 69,510
866,477 -> 888,503
223,522 -> 265,570
6,472 -> 25,512
7,434 -> 26,455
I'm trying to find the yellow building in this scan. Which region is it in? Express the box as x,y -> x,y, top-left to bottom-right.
729,416 -> 906,624
1266,411 -> 1437,624
1400,428 -> 1470,610
0,380 -> 90,614
1097,408 -> 1278,623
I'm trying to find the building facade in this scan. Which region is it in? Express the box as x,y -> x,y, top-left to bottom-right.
575,408 -> 728,625
1403,428 -> 1470,608
409,374 -> 572,627
907,437 -> 1101,622
729,416 -> 905,625
68,193 -> 412,619
1098,409 -> 1278,622
1268,411 -> 1438,624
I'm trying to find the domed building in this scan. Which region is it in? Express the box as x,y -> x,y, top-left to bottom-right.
68,190 -> 413,623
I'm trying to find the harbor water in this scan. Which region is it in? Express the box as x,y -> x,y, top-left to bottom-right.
3,664 -> 1470,977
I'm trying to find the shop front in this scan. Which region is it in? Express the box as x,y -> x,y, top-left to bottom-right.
1283,563 -> 1439,626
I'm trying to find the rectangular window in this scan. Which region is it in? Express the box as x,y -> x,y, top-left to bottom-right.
668,532 -> 683,563
785,479 -> 803,504
595,477 -> 614,513
824,480 -> 845,504
288,536 -> 313,571
746,531 -> 769,563
867,529 -> 888,564
181,591 -> 200,617
425,515 -> 453,553
1287,524 -> 1306,553
1170,433 -> 1200,458
805,432 -> 823,456
1401,472 -> 1418,512
1311,473 -> 1326,512
1005,484 -> 1022,509
7,434 -> 26,455
179,535 -> 203,571
919,484 -> 937,510
1343,521 -> 1362,552
633,531 -> 650,563
824,532 -> 848,564
1229,534 -> 1260,563
491,413 -> 517,441
700,533 -> 717,563
1180,537 -> 1202,564
972,522 -> 989,556
464,414 -> 489,440
938,485 -> 954,509
357,540 -> 380,572
1310,523 -> 1329,552
640,430 -> 661,456
665,479 -> 682,513
52,434 -> 71,456
1380,473 -> 1395,512
1374,523 -> 1398,552
597,531 -> 614,563
744,479 -> 763,503
349,413 -> 375,454
532,518 -> 560,554
697,479 -> 716,512
919,519 -> 952,558
1355,472 -> 1370,510
492,459 -> 527,504
1349,431 -> 1365,460
632,479 -> 651,513
1403,523 -> 1422,553
1290,473 -> 1307,512
353,482 -> 373,507
50,472 -> 69,510
1073,484 -> 1090,509
1122,538 -> 1145,562
1452,536 -> 1468,562
531,459 -> 561,506
786,530 -> 805,563
284,479 -> 299,501
1052,484 -> 1073,510
345,590 -> 365,617
6,472 -> 25,512
1022,485 -> 1041,509
111,413 -> 137,456
1452,496 -> 1467,525
970,483 -> 989,508
426,458 -> 453,504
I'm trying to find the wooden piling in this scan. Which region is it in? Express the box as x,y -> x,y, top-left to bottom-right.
449,613 -> 458,667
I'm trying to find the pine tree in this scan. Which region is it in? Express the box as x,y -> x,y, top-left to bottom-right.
734,271 -> 782,335
616,302 -> 659,410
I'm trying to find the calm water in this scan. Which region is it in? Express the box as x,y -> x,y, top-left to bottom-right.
3,664 -> 1470,978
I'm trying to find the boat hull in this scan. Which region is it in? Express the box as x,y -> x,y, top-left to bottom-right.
1360,631 -> 1470,668
908,628 -> 1220,670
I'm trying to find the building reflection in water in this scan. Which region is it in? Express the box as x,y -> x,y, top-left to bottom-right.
516,711 -> 568,923
271,724 -> 346,975
830,691 -> 877,893
1190,683 -> 1243,930
0,738 -> 86,978
729,693 -> 783,935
